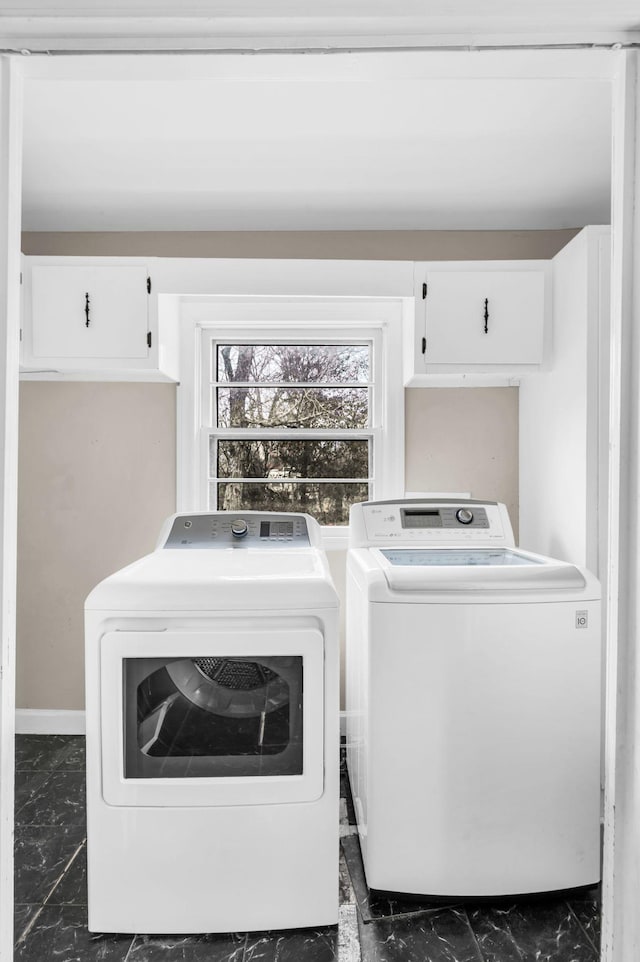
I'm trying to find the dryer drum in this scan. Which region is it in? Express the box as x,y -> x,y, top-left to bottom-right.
166,657 -> 291,717
193,657 -> 278,691
133,656 -> 301,765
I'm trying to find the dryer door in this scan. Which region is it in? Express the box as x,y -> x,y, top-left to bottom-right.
100,627 -> 324,806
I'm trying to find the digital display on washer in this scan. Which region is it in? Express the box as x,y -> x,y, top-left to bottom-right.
260,521 -> 294,538
401,510 -> 443,528
381,549 -> 542,567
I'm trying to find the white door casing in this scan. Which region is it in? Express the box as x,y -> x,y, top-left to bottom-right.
0,55 -> 23,962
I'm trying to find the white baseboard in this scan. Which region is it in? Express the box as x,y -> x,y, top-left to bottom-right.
15,709 -> 86,735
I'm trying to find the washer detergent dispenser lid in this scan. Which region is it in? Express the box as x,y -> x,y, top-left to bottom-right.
85,511 -> 338,611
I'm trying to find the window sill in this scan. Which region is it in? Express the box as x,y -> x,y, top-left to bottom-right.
321,526 -> 349,551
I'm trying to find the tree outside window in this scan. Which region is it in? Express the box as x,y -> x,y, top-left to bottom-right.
209,343 -> 372,525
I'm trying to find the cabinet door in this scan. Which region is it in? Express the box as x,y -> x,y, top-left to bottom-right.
424,270 -> 545,365
31,264 -> 149,360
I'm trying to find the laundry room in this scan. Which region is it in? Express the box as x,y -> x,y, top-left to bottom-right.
4,23 -> 633,962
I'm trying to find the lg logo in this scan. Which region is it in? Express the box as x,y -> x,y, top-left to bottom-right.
575,610 -> 589,629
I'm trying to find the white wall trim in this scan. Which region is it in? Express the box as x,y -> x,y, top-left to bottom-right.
15,709 -> 86,736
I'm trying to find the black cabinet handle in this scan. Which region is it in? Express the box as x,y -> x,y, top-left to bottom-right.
484,298 -> 489,334
84,292 -> 90,328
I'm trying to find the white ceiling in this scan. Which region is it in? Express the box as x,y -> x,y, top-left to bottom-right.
21,62 -> 612,232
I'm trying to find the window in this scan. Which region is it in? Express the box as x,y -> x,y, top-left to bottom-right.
210,341 -> 372,525
179,298 -> 404,539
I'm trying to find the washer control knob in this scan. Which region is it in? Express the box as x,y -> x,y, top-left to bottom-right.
231,519 -> 249,538
456,507 -> 474,525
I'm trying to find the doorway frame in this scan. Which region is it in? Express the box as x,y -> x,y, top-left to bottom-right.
600,50 -> 640,962
0,44 -> 637,962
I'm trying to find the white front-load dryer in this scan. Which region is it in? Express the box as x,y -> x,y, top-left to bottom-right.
345,499 -> 601,899
85,511 -> 339,934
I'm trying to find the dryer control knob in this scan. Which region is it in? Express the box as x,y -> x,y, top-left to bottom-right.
231,519 -> 249,538
456,508 -> 474,525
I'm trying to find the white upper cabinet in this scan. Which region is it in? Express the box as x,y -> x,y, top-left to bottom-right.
407,260 -> 550,383
21,254 -> 550,384
31,263 -> 149,360
423,268 -> 545,364
21,255 -> 414,381
21,257 -> 179,381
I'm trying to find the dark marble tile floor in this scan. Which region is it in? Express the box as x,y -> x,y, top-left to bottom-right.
14,735 -> 601,961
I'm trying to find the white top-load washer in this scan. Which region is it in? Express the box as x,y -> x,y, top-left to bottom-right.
85,511 -> 339,934
346,499 -> 601,898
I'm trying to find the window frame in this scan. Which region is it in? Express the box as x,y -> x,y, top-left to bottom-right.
178,297 -> 405,548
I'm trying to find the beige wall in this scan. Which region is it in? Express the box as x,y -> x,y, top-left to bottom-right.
17,382 -> 176,709
22,229 -> 577,260
405,387 -> 520,540
17,230 -> 569,711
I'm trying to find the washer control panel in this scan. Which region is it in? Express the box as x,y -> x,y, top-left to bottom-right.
401,505 -> 488,529
350,500 -> 514,547
163,512 -> 311,548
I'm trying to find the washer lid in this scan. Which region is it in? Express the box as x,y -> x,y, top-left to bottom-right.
374,547 -> 587,591
86,546 -> 338,611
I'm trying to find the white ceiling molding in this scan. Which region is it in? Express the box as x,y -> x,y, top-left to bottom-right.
0,1 -> 638,52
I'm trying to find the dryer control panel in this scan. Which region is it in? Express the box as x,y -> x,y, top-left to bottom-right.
161,512 -> 312,548
349,499 -> 515,548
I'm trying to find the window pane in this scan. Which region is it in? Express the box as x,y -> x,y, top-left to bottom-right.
214,481 -> 370,525
216,386 -> 369,429
216,344 -> 370,384
214,439 -> 369,481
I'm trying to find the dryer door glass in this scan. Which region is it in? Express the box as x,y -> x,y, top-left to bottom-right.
123,655 -> 303,778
